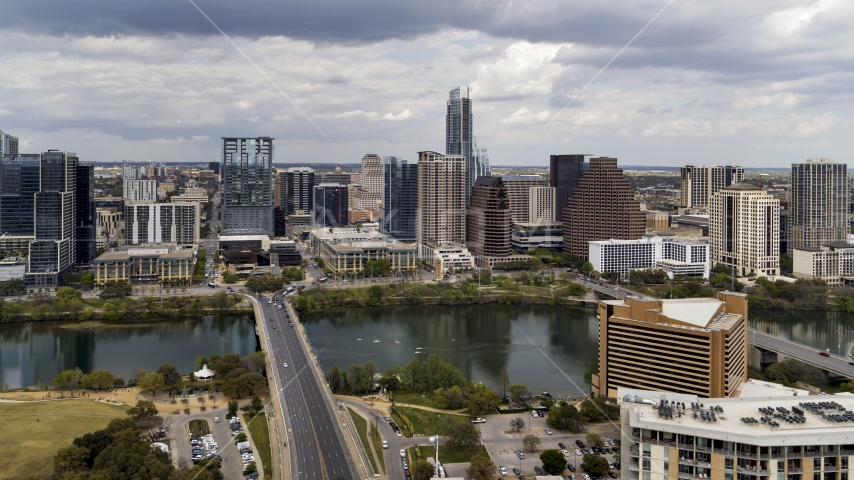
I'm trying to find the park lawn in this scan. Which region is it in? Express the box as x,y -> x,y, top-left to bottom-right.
408,444 -> 490,464
243,413 -> 273,477
81,298 -> 106,308
188,419 -> 211,437
369,422 -> 385,473
518,285 -> 553,296
392,391 -> 440,409
394,406 -> 469,436
347,407 -> 379,474
0,399 -> 126,480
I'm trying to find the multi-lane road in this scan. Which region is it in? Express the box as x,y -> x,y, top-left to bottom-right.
749,329 -> 854,379
254,293 -> 358,480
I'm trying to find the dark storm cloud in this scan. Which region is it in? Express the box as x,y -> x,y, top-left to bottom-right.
1,0 -> 707,47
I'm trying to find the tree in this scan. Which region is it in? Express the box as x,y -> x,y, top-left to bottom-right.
348,363 -> 372,394
80,272 -> 95,287
0,278 -> 26,296
56,286 -> 83,305
328,365 -> 343,393
411,460 -> 434,480
467,455 -> 498,480
80,370 -> 119,390
441,416 -> 481,451
73,430 -> 113,467
126,400 -> 159,421
586,432 -> 604,447
222,376 -> 249,399
194,355 -> 209,371
228,400 -> 239,418
546,403 -> 587,432
465,384 -> 501,415
510,384 -> 532,407
251,395 -> 263,414
244,351 -> 267,374
509,417 -> 525,432
583,361 -> 599,385
581,262 -> 594,275
242,372 -> 268,396
581,454 -> 610,476
53,444 -> 90,477
99,281 -> 132,299
210,353 -> 243,378
156,364 -> 182,387
523,433 -> 541,452
540,449 -> 567,475
137,372 -> 165,394
497,365 -> 511,401
54,367 -> 85,397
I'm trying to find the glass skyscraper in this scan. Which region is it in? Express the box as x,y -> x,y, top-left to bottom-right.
380,156 -> 417,240
221,137 -> 274,236
446,86 -> 489,202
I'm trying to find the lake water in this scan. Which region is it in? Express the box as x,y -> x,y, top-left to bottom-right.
0,316 -> 259,388
301,305 -> 854,396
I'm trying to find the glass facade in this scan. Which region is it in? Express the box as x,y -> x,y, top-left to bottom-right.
221,137 -> 274,235
380,156 -> 417,240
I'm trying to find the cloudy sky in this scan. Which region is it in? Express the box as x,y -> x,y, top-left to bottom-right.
1,0 -> 852,167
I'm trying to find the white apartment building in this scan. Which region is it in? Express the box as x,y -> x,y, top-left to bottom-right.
416,151 -> 467,261
123,179 -> 158,202
529,186 -> 556,222
793,241 -> 854,287
589,237 -> 710,278
423,244 -> 474,278
173,187 -> 209,203
680,164 -> 745,208
501,175 -> 543,223
124,202 -> 200,246
122,164 -> 140,179
621,391 -> 854,480
710,183 -> 780,277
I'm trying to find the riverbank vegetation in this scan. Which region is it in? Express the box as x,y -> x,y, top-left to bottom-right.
748,359 -> 854,393
0,291 -> 249,324
294,272 -> 589,313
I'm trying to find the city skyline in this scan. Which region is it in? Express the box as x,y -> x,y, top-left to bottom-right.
1,2 -> 853,166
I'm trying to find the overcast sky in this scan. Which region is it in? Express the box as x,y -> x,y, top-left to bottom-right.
1,0 -> 852,167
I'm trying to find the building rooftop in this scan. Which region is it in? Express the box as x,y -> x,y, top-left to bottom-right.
724,182 -> 763,191
606,294 -> 745,330
623,393 -> 854,444
737,379 -> 810,398
501,175 -> 543,181
825,241 -> 854,249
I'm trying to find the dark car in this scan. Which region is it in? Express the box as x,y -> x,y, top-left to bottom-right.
535,467 -> 544,475
519,476 -> 526,480
567,463 -> 576,472
559,442 -> 566,449
513,468 -> 521,475
614,463 -> 621,470
609,472 -> 618,478
576,440 -> 585,448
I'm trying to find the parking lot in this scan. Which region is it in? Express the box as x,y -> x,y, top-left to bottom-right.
173,412 -> 251,479
477,412 -> 621,479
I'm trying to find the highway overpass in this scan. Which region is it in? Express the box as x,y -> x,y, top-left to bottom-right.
749,329 -> 854,379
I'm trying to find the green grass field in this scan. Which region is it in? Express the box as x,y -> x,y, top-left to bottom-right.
347,407 -> 379,474
394,407 -> 469,436
0,399 -> 126,480
369,422 -> 385,473
243,413 -> 273,477
391,392 -> 438,409
408,444 -> 490,464
188,419 -> 211,437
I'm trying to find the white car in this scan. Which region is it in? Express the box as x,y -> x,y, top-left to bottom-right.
400,449 -> 406,458
561,450 -> 570,456
574,449 -> 582,455
396,431 -> 402,437
283,362 -> 288,368
545,428 -> 553,435
499,466 -> 508,476
382,440 -> 388,449
471,418 -> 486,424
582,474 -> 591,480
213,417 -> 220,423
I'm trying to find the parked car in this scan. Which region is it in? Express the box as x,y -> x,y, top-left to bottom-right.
499,466 -> 508,476
534,466 -> 544,475
400,449 -> 406,458
609,472 -> 618,478
516,452 -> 525,459
382,441 -> 388,449
545,428 -> 553,435
576,440 -> 585,448
513,468 -> 521,475
471,418 -> 486,424
574,449 -> 582,455
558,442 -> 566,449
561,450 -> 570,456
567,463 -> 576,472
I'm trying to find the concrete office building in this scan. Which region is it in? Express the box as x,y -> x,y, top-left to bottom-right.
96,208 -> 121,238
428,244 -> 475,278
592,291 -> 748,398
307,228 -> 387,255
173,187 -> 208,203
529,186 -> 557,223
647,211 -> 670,231
680,164 -> 745,208
320,240 -> 417,278
76,164 -> 96,265
94,248 -> 194,287
380,156 -> 417,240
26,150 -> 78,291
793,241 -> 854,287
589,237 -> 710,278
789,159 -> 848,254
550,154 -> 588,221
466,177 -> 512,263
562,157 -> 646,259
416,151 -> 467,260
354,153 -> 383,210
122,164 -> 140,179
0,129 -> 19,156
511,222 -> 563,251
501,175 -> 543,223
124,202 -> 200,246
312,183 -> 348,228
221,137 -> 274,236
621,393 -> 854,480
283,167 -> 314,215
710,183 -> 780,277
123,179 -> 158,202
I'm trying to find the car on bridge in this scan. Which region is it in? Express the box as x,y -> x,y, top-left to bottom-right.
820,349 -> 830,357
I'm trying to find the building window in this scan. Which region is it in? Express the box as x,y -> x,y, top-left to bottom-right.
814,458 -> 821,469
779,462 -> 785,471
725,474 -> 733,480
726,459 -> 735,470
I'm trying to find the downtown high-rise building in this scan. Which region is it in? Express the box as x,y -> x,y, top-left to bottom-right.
550,154 -> 588,221
283,167 -> 315,215
124,202 -> 200,246
679,164 -> 745,208
416,151 -> 467,260
501,175 -> 543,223
312,184 -> 348,228
26,150 -> 78,290
466,176 -> 512,260
446,86 -> 489,201
354,154 -> 383,210
0,129 -> 19,157
562,157 -> 645,259
709,183 -> 780,277
221,137 -> 274,236
380,156 -> 417,240
0,153 -> 40,237
789,159 -> 848,253
123,179 -> 158,202
529,186 -> 557,223
75,164 -> 96,265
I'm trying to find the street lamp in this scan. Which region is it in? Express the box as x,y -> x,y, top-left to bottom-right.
429,435 -> 440,478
